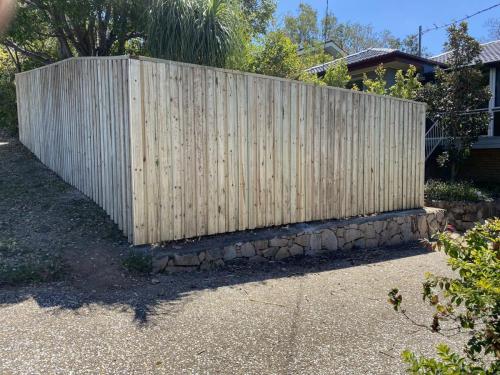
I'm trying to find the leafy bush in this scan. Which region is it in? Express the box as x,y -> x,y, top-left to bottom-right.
425,180 -> 490,202
0,49 -> 18,134
389,64 -> 421,100
322,58 -> 351,88
389,219 -> 500,374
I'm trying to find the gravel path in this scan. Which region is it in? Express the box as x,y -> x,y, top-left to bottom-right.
0,130 -> 466,374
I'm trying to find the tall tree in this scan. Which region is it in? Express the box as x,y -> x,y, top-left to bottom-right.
327,22 -> 400,54
285,3 -> 410,55
283,3 -> 319,47
240,0 -> 276,35
485,18 -> 500,40
2,0 -> 149,63
418,22 -> 490,180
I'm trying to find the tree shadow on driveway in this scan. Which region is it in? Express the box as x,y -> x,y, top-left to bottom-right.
0,243 -> 431,324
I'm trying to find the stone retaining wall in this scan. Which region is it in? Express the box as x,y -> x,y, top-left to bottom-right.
426,199 -> 500,231
152,208 -> 446,273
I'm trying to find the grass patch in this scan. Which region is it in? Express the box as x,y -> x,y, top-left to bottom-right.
0,239 -> 64,285
425,180 -> 491,202
123,252 -> 152,274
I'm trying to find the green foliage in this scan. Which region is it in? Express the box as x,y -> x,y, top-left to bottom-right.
0,48 -> 17,133
122,252 -> 153,274
389,65 -> 422,100
363,64 -> 386,95
283,3 -> 319,47
425,180 -> 490,202
389,219 -> 500,374
240,0 -> 276,36
417,22 -> 491,180
402,344 -> 495,375
3,0 -> 149,62
284,3 -> 405,55
146,0 -> 240,68
322,58 -> 351,88
251,31 -> 303,79
297,71 -> 325,86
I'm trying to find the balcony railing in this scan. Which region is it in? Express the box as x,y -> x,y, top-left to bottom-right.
425,120 -> 444,161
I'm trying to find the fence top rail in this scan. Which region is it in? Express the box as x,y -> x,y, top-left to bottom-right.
14,55 -> 131,77
15,54 -> 427,107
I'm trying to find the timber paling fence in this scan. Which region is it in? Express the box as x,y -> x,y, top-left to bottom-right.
16,56 -> 426,245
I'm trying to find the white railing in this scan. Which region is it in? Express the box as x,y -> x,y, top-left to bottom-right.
425,120 -> 445,161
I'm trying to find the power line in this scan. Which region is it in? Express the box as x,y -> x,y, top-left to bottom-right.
421,2 -> 500,35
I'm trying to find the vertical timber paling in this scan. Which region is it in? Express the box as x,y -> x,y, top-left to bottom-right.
15,56 -> 426,245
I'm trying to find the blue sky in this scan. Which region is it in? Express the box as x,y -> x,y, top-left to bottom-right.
276,0 -> 500,56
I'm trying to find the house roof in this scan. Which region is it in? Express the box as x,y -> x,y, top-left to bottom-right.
307,47 -> 445,75
431,39 -> 500,66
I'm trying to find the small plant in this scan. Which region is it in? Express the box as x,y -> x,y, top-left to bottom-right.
123,251 -> 152,274
363,63 -> 387,95
389,65 -> 422,100
389,219 -> 500,374
322,58 -> 351,89
425,180 -> 490,202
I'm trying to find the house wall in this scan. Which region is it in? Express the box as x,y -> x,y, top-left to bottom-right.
459,148 -> 500,184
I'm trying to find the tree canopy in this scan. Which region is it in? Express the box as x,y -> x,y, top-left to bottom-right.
3,0 -> 149,64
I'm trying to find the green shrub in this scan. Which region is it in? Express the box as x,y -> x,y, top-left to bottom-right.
122,252 -> 152,274
425,180 -> 490,202
0,67 -> 17,134
389,219 -> 500,374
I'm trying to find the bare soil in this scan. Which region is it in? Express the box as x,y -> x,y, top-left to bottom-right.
0,129 -> 139,289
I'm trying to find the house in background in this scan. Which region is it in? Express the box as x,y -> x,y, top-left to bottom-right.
430,40 -> 500,184
432,39 -> 500,139
306,47 -> 446,88
306,40 -> 500,183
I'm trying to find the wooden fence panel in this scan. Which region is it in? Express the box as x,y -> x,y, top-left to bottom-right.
16,56 -> 426,245
128,57 -> 426,244
16,57 -> 133,240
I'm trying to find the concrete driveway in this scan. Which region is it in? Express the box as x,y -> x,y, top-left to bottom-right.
0,245 -> 465,374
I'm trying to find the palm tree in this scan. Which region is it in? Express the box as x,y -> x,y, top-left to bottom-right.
146,0 -> 239,67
